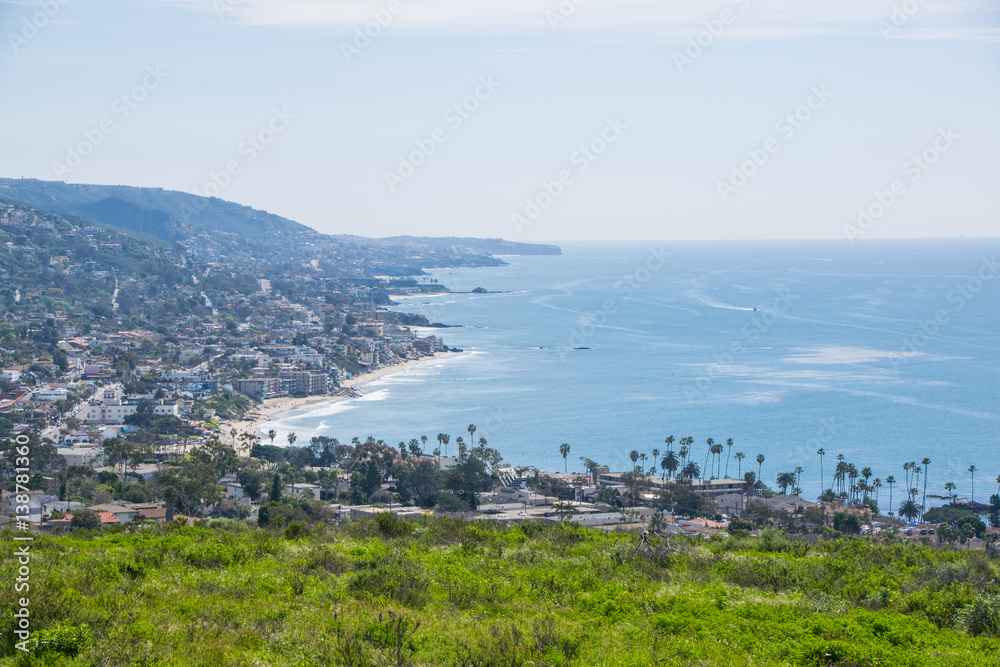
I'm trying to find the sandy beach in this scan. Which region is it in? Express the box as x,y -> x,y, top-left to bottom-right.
217,353 -> 445,454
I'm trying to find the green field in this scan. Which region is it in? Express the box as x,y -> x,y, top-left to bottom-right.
2,517 -> 998,666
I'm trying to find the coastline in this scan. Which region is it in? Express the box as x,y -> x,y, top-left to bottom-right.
218,353 -> 446,454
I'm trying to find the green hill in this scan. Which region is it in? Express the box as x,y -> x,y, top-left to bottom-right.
1,518 -> 996,666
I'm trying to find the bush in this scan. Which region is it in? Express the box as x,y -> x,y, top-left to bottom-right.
956,593 -> 1000,636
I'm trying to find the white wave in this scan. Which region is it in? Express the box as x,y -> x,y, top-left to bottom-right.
686,289 -> 757,312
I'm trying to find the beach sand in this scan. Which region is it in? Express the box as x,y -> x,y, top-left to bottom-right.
217,353 -> 444,455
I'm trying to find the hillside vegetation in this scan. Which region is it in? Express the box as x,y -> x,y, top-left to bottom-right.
2,518 -> 998,666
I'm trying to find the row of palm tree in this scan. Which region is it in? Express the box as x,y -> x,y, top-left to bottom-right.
619,437 -> 765,488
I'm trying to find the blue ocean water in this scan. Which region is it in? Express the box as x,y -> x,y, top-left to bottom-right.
268,240 -> 1000,505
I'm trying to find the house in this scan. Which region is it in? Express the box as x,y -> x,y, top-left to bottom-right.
87,504 -> 137,523
129,504 -> 168,522
1,490 -> 56,524
236,377 -> 282,401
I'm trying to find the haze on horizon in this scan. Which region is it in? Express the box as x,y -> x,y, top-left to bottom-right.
1,0 -> 998,242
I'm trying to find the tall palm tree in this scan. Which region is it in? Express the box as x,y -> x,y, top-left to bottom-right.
710,443 -> 723,478
287,432 -> 297,447
559,443 -> 570,473
664,435 -> 674,453
734,452 -> 745,479
629,450 -> 639,471
794,466 -> 804,492
467,424 -> 476,442
268,429 -> 277,447
873,478 -> 882,509
920,457 -> 931,520
703,439 -> 714,480
969,465 -> 977,502
860,467 -> 872,503
944,481 -> 956,501
724,438 -> 734,478
817,447 -> 826,491
756,454 -> 765,485
885,475 -> 896,517
651,449 -> 660,476
441,433 -> 450,457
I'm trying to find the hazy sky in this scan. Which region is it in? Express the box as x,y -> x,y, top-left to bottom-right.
1,0 -> 998,241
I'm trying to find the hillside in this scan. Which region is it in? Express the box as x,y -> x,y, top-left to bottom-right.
0,179 -> 560,267
1,518 -> 997,666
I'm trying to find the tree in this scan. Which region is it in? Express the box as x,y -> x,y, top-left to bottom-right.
833,511 -> 861,534
885,475 -> 896,517
559,443 -> 570,473
817,447 -> 826,491
776,472 -> 796,495
395,459 -> 441,507
437,433 -> 449,457
268,429 -> 277,446
920,457 -> 931,520
662,450 -> 679,479
629,450 -> 639,471
269,472 -> 283,503
969,465 -> 977,502
681,461 -> 700,480
944,481 -> 956,501
552,501 -> 577,521
734,452 -> 745,479
898,499 -> 920,522
756,454 -> 765,483
70,509 -> 101,530
467,424 -> 476,443
102,438 -> 141,482
704,438 -> 714,479
237,468 -> 263,502
287,432 -> 297,448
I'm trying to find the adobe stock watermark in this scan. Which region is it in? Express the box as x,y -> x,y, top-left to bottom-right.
8,0 -> 72,54
193,107 -> 295,200
843,127 -> 959,243
545,0 -> 588,29
673,0 -> 753,74
560,245 -> 671,360
214,0 -> 243,20
384,76 -> 501,192
716,86 -> 832,203
10,433 -> 34,652
341,0 -> 402,63
511,117 -> 627,234
51,66 -> 168,179
877,0 -> 929,39
683,288 -> 798,402
891,255 -> 998,370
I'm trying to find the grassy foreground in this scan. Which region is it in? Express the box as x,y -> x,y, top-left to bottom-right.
1,517 -> 998,666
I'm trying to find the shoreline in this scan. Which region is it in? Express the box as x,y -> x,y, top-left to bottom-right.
218,353 -> 447,454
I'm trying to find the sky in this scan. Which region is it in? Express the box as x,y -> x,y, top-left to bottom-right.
0,0 -> 998,242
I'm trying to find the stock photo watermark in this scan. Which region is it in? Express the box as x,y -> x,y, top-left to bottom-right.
384,75 -> 501,192
844,127 -> 959,243
8,0 -> 72,54
214,0 -> 243,20
545,0 -> 588,29
877,0 -> 930,39
511,117 -> 627,234
341,0 -> 403,63
683,288 -> 798,402
673,0 -> 753,73
51,66 -> 168,179
560,245 -> 672,358
9,434 -> 34,652
194,107 -> 295,199
716,85 -> 833,202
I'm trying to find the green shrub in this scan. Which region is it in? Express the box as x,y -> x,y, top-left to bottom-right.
956,593 -> 1000,637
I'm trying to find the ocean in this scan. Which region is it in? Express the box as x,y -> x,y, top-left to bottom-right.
266,240 -> 1000,506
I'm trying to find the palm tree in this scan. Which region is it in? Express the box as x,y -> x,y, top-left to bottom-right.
996,474 -> 1000,498
230,427 -> 238,447
710,442 -> 723,478
969,465 -> 977,502
776,471 -> 795,494
724,438 -> 734,478
898,498 -> 920,522
681,461 -> 700,480
663,451 -> 679,479
441,433 -> 450,457
920,457 -> 931,520
287,432 -> 297,447
703,438 -> 714,479
794,466 -> 804,492
629,450 -> 639,471
559,443 -> 570,473
651,449 -> 660,476
467,424 -> 476,443
885,476 -> 896,516
268,429 -> 277,447
817,447 -> 826,491
860,467 -> 872,503
756,454 -> 765,484
873,478 -> 882,509
734,452 -> 745,479
944,481 -> 956,501
640,453 -> 648,472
